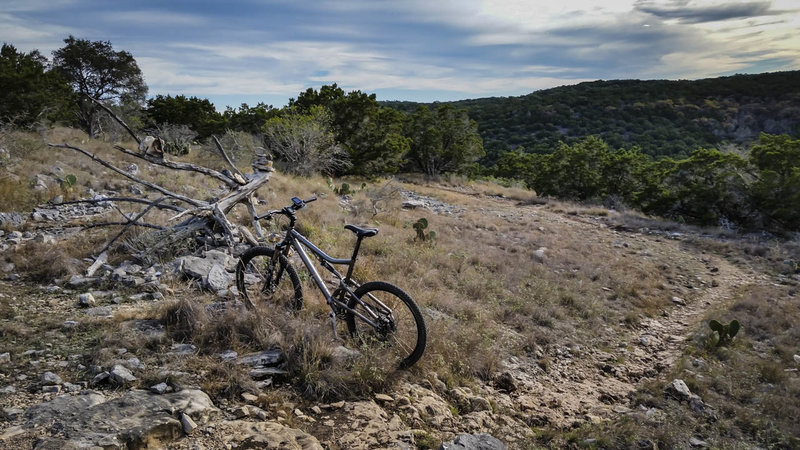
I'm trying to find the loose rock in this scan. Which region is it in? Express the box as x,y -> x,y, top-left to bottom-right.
41,371 -> 62,386
440,433 -> 507,450
78,293 -> 95,307
180,412 -> 198,434
109,364 -> 137,384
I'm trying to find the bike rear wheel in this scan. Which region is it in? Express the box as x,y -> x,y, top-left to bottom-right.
236,246 -> 303,310
345,281 -> 426,369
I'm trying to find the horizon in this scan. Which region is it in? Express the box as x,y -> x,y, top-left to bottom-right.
3,0 -> 799,110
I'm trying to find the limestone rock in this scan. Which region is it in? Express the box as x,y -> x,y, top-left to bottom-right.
110,364 -> 137,384
375,393 -> 394,403
665,379 -> 691,400
78,293 -> 95,307
0,212 -> 26,229
494,371 -> 518,393
206,263 -> 232,291
174,250 -> 234,281
41,372 -> 62,386
170,343 -> 197,356
333,401 -> 412,449
180,413 -> 197,434
22,389 -> 219,448
4,407 -> 24,420
405,384 -> 455,428
440,433 -> 507,450
402,199 -> 427,209
330,345 -> 361,364
150,382 -> 169,395
470,396 -> 493,412
225,420 -> 322,449
237,349 -> 283,367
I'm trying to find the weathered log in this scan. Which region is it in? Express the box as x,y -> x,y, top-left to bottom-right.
113,145 -> 238,188
212,135 -> 246,183
50,97 -> 275,265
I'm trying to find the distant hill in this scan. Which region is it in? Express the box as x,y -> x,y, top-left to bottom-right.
384,71 -> 800,162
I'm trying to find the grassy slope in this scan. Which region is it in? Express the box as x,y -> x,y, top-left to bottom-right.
0,128 -> 799,448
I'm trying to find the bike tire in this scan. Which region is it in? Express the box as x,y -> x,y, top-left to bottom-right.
236,246 -> 303,311
345,281 -> 426,369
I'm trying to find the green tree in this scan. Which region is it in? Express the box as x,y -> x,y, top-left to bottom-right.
749,134 -> 800,230
223,102 -> 278,135
645,148 -> 750,226
632,157 -> 678,215
52,35 -> 147,137
145,94 -> 224,138
406,105 -> 484,176
600,146 -> 649,202
537,137 -> 606,200
290,84 -> 408,175
262,106 -> 349,176
346,107 -> 410,175
494,148 -> 541,188
0,43 -> 72,127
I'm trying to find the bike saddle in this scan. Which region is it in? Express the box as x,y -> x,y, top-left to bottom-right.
345,224 -> 378,238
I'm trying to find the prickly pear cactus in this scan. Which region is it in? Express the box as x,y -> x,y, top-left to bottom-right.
709,319 -> 740,346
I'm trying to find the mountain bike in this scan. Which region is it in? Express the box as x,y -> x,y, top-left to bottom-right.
235,196 -> 426,369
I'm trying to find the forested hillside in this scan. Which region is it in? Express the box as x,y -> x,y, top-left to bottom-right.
385,71 -> 800,161
3,36 -> 799,232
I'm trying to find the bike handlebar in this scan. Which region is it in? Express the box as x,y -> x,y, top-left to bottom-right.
256,196 -> 317,221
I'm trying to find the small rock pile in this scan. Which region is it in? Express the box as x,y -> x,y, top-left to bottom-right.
401,190 -> 464,216
31,195 -> 115,222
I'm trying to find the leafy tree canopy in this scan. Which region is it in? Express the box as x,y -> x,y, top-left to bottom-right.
52,35 -> 147,136
406,104 -> 484,176
0,43 -> 72,126
290,84 -> 409,175
145,94 -> 224,138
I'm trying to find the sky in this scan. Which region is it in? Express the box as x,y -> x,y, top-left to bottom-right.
3,0 -> 799,110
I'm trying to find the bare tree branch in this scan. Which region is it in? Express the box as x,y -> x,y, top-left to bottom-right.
212,135 -> 246,182
87,96 -> 141,145
82,221 -> 164,230
99,196 -> 170,254
246,195 -> 265,239
49,103 -> 275,265
48,143 -> 206,207
113,145 -> 238,188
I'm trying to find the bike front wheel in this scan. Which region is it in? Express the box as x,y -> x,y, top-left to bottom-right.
345,281 -> 426,369
236,246 -> 303,311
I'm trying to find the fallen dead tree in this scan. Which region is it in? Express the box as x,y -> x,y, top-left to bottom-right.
47,97 -> 273,267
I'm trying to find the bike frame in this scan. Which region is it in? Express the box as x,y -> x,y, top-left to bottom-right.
273,225 -> 393,331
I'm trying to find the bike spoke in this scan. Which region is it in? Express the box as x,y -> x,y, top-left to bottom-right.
346,282 -> 426,369
236,247 -> 303,311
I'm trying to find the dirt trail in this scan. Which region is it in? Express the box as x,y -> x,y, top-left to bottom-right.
456,193 -> 764,428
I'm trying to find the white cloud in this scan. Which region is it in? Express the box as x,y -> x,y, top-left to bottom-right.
0,13 -> 74,54
98,10 -> 208,27
1,0 -> 798,104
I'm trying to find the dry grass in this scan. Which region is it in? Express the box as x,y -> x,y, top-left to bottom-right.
7,230 -> 112,282
562,270 -> 800,449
